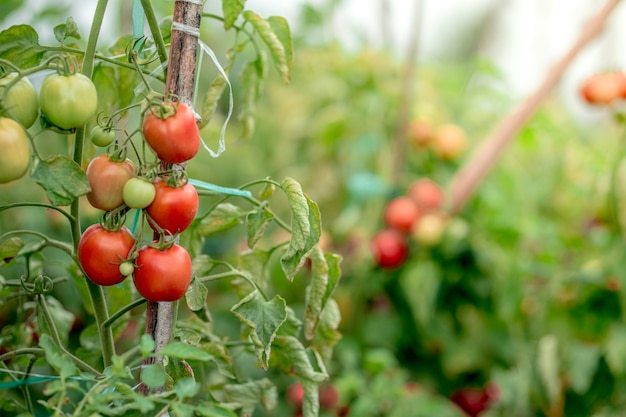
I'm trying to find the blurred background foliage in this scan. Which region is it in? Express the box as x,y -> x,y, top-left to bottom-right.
2,1 -> 626,416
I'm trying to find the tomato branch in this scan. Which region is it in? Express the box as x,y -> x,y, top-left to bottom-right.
448,0 -> 622,213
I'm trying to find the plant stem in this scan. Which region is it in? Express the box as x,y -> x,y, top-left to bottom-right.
103,298 -> 147,330
74,0 -> 116,369
141,0 -> 169,65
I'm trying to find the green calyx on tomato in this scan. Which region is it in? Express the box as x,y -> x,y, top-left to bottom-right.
77,224 -> 136,286
142,102 -> 201,164
40,73 -> 98,131
0,73 -> 39,129
133,243 -> 192,302
123,177 -> 156,209
86,154 -> 135,211
0,117 -> 31,184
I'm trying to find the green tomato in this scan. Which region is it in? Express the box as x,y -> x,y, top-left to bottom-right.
90,125 -> 116,147
40,73 -> 98,130
0,73 -> 39,129
119,261 -> 135,277
0,117 -> 31,184
123,177 -> 156,209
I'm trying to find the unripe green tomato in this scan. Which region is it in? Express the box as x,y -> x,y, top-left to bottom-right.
119,261 -> 135,277
0,117 -> 31,184
123,177 -> 156,209
90,126 -> 116,147
0,73 -> 39,128
40,73 -> 98,130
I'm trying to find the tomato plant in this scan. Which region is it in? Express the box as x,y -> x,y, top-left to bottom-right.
0,72 -> 39,128
0,2 -> 344,417
143,102 -> 200,164
85,153 -> 135,211
0,117 -> 30,184
133,244 -> 192,302
122,177 -> 155,209
40,72 -> 98,130
77,224 -> 135,286
145,177 -> 198,234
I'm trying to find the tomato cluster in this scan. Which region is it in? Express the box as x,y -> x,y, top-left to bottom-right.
0,67 -> 100,184
408,120 -> 468,161
78,98 -> 202,302
370,178 -> 449,269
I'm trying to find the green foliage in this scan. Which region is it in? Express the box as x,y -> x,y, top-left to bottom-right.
0,2 -> 340,417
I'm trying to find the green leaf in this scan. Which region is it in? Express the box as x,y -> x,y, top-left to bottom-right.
0,237 -> 24,264
564,341 -> 600,394
0,25 -> 44,69
267,16 -> 293,74
139,334 -> 156,357
237,58 -> 261,140
53,16 -> 81,44
38,334 -> 78,379
237,248 -> 271,298
272,336 -> 328,383
32,156 -> 90,206
41,296 -> 75,345
246,204 -> 274,249
195,403 -> 238,417
243,10 -> 290,83
199,48 -> 235,129
161,342 -> 213,362
301,380 -> 320,417
223,378 -> 277,414
174,378 -> 200,400
231,291 -> 287,369
222,0 -> 246,30
185,276 -> 208,311
280,178 -> 322,281
198,203 -> 246,236
605,323 -> 626,375
304,247 -> 328,340
399,260 -> 441,327
537,335 -> 560,404
141,363 -> 167,389
312,298 -> 342,363
92,64 -> 118,118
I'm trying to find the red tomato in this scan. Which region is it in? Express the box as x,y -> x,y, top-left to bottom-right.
142,102 -> 200,164
370,229 -> 408,269
580,72 -> 626,105
133,244 -> 192,302
145,178 -> 199,234
407,178 -> 444,213
384,196 -> 421,234
77,224 -> 135,286
86,154 -> 135,211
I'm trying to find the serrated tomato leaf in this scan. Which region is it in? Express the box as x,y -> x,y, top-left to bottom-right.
32,156 -> 91,206
0,25 -> 44,69
231,291 -> 287,369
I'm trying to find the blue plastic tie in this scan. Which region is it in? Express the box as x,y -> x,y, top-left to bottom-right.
188,178 -> 252,198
